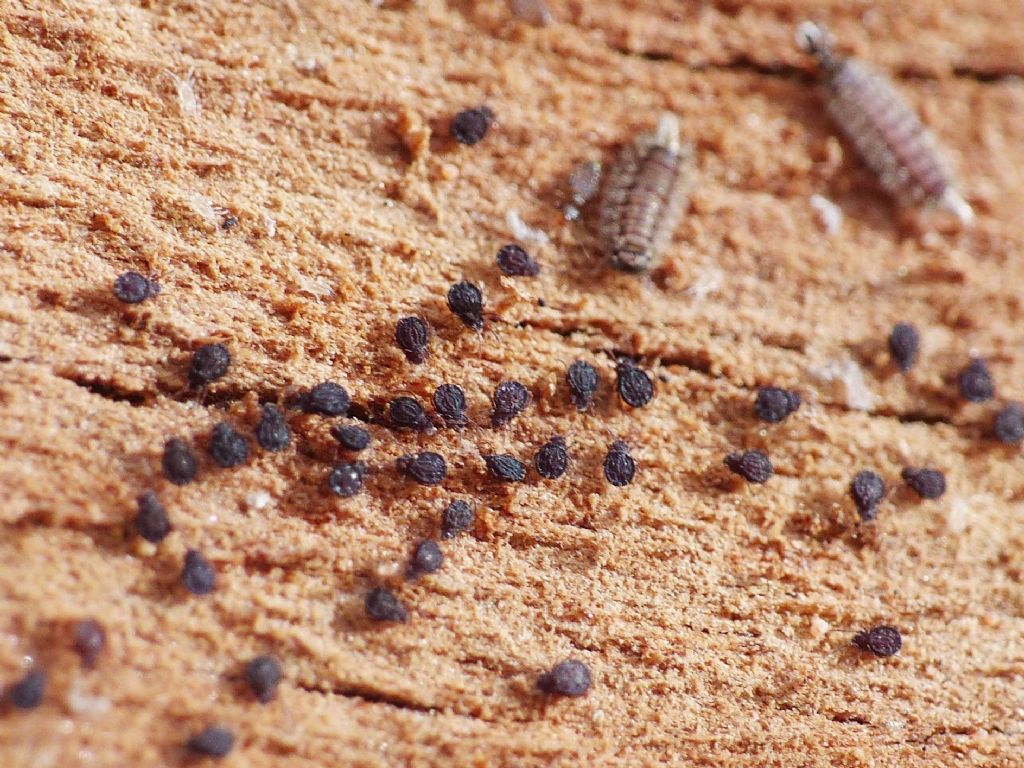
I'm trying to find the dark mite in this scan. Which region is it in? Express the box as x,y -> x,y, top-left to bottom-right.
182,549 -> 216,595
957,359 -> 994,403
850,470 -> 885,520
190,343 -> 231,386
365,587 -> 409,622
888,323 -> 920,373
484,454 -> 527,482
598,113 -> 692,272
901,468 -> 946,500
616,359 -> 653,408
853,625 -> 902,657
328,461 -> 366,497
162,437 -> 198,485
450,106 -> 494,145
535,436 -> 569,479
537,659 -> 592,696
255,404 -> 291,452
496,244 -> 540,277
754,386 -> 801,423
113,271 -> 160,304
447,281 -> 484,330
395,317 -> 430,364
187,726 -> 235,758
397,452 -> 447,485
797,22 -> 973,223
440,500 -> 475,539
433,384 -> 468,428
492,380 -> 530,426
604,440 -> 636,486
245,655 -> 282,704
994,403 -> 1024,445
567,360 -> 599,411
724,450 -> 772,484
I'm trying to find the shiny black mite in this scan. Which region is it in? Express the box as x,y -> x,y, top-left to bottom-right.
754,387 -> 801,423
496,244 -> 540,277
888,323 -> 920,373
245,655 -> 282,704
331,424 -> 372,452
113,271 -> 160,304
616,360 -> 653,408
397,452 -> 447,485
187,726 -> 235,758
598,112 -> 692,272
162,437 -> 198,485
994,403 -> 1024,445
447,281 -> 484,330
182,549 -> 216,595
433,384 -> 468,428
73,619 -> 106,668
328,461 -> 366,497
958,359 -> 994,403
492,380 -> 530,426
450,106 -> 494,145
190,343 -> 231,386
395,316 -> 430,364
440,500 -> 475,539
535,436 -> 569,479
850,470 -> 885,520
537,659 -> 592,696
7,669 -> 46,710
604,441 -> 636,486
134,490 -> 171,544
484,454 -> 527,482
303,381 -> 351,416
853,625 -> 902,657
255,404 -> 291,452
797,22 -> 973,223
365,587 -> 408,622
209,422 -> 249,468
389,396 -> 432,431
567,360 -> 599,411
408,540 -> 444,577
901,468 -> 946,500
724,450 -> 772,484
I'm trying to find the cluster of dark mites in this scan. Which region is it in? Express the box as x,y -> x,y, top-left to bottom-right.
10,53 -> 1002,745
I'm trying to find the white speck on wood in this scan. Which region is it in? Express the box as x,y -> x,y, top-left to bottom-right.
808,358 -> 874,410
809,194 -> 843,235
67,679 -> 111,716
246,491 -> 271,511
186,192 -> 218,225
170,70 -> 200,117
264,215 -> 277,238
506,209 -> 549,246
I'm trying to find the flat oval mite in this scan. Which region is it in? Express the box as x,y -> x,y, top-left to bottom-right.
598,112 -> 693,272
797,22 -> 973,224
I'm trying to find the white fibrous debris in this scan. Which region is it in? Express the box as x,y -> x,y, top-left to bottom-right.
505,209 -> 549,246
809,194 -> 843,235
264,215 -> 277,238
947,497 -> 972,535
186,192 -> 218,226
246,491 -> 271,511
296,272 -> 334,298
809,617 -> 830,638
171,70 -> 201,117
808,358 -> 875,411
685,267 -> 723,302
67,679 -> 111,716
294,56 -> 320,74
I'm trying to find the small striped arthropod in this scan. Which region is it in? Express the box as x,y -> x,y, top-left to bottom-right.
562,160 -> 602,222
797,22 -> 973,224
598,112 -> 693,272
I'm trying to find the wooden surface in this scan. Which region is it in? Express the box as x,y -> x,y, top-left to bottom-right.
2,1 -> 1024,765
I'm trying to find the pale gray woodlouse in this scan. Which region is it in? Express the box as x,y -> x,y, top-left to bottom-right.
798,22 -> 973,224
598,113 -> 693,272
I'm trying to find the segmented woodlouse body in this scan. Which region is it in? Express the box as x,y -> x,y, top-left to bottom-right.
797,22 -> 973,224
598,113 -> 692,272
